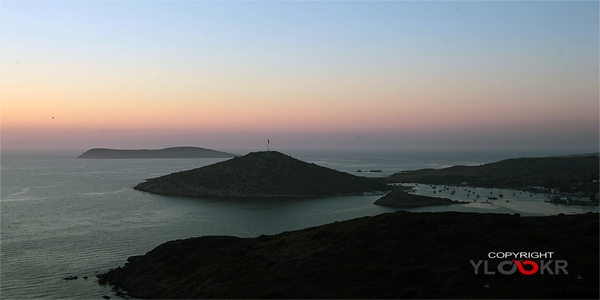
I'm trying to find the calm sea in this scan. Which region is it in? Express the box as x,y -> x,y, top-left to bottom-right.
1,148 -> 597,299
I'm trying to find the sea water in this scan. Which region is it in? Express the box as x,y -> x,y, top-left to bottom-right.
1,149 -> 597,299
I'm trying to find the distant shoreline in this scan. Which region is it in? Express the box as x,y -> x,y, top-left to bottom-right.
385,155 -> 599,195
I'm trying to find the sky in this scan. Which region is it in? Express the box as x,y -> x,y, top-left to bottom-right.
2,0 -> 599,153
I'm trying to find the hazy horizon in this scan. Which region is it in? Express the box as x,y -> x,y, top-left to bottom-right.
2,1 -> 598,153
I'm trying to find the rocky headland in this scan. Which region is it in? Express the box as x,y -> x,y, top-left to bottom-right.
133,151 -> 389,197
77,146 -> 236,159
374,188 -> 468,207
98,211 -> 599,299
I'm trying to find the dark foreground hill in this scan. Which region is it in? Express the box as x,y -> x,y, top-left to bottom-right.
134,151 -> 389,197
98,211 -> 599,299
387,156 -> 599,192
77,147 -> 236,159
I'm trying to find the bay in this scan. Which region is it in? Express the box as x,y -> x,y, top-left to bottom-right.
1,149 -> 597,299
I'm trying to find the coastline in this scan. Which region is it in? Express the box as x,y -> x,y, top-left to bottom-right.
97,153 -> 599,298
3,149 -> 598,299
98,211 -> 599,299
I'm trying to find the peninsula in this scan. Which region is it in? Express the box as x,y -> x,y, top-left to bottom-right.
77,147 -> 236,159
374,188 -> 468,207
133,151 -> 389,197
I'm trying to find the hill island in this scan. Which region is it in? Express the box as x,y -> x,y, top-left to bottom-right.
98,211 -> 599,299
133,151 -> 390,197
77,147 -> 236,159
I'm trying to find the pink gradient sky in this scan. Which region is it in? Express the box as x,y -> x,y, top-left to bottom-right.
2,1 -> 598,153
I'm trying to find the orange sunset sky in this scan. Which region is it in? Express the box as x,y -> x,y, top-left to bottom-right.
2,1 -> 598,152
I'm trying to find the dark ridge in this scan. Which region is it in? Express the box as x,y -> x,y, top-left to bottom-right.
133,151 -> 389,197
387,156 -> 599,193
98,211 -> 599,299
77,147 -> 236,159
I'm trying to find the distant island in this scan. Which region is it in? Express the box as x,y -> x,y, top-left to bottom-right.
134,151 -> 389,197
77,147 -> 236,159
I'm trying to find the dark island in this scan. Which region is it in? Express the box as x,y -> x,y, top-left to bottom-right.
134,151 -> 390,197
77,146 -> 236,159
98,211 -> 599,299
374,188 -> 468,207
